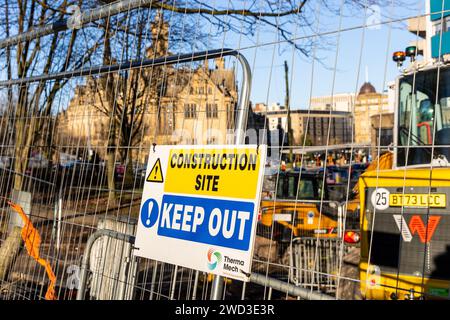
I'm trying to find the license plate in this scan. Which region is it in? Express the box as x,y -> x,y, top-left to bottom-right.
389,194 -> 446,208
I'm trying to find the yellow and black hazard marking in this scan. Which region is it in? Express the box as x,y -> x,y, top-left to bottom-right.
147,158 -> 164,183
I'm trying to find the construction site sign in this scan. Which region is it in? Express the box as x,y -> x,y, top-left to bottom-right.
134,145 -> 266,281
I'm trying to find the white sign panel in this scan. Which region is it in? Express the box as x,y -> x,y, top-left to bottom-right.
134,145 -> 266,282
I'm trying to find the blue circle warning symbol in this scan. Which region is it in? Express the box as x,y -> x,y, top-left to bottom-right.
140,198 -> 159,228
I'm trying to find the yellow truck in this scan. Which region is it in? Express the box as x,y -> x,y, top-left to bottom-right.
358,53 -> 450,299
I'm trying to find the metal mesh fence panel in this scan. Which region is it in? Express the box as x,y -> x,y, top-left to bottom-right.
0,0 -> 448,301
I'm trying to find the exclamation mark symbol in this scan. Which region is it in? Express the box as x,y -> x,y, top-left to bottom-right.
141,198 -> 159,228
146,201 -> 154,226
153,166 -> 158,180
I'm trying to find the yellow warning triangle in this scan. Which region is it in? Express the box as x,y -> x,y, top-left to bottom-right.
146,158 -> 164,183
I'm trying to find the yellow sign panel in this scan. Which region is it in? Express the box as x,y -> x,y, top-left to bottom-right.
147,158 -> 164,183
164,147 -> 262,199
389,194 -> 446,208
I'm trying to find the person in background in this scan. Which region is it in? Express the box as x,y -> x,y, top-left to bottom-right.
327,154 -> 335,165
315,155 -> 322,167
355,151 -> 362,163
337,153 -> 346,166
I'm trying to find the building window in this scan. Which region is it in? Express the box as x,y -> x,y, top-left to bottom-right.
433,17 -> 450,34
377,128 -> 393,147
160,105 -> 175,133
207,137 -> 217,144
184,104 -> 197,119
206,103 -> 218,118
434,21 -> 442,35
208,87 -> 212,95
227,103 -> 234,129
445,16 -> 450,32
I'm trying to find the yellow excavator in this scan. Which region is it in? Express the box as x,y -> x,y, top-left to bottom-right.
358,49 -> 450,300
259,169 -> 361,244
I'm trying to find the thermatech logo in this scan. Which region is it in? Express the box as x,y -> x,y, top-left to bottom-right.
207,248 -> 222,270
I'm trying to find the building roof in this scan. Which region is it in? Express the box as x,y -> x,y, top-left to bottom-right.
359,82 -> 376,95
265,109 -> 351,117
162,66 -> 236,98
210,69 -> 236,93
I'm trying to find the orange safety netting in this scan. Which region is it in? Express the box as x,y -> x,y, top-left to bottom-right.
8,201 -> 57,300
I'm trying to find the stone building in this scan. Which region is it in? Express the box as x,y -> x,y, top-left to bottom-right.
290,110 -> 353,146
57,16 -> 237,164
354,82 -> 391,145
253,103 -> 287,130
370,113 -> 394,159
310,93 -> 355,112
151,58 -> 237,146
262,109 -> 353,147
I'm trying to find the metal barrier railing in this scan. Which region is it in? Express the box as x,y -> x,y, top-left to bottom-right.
289,237 -> 349,294
76,229 -> 334,300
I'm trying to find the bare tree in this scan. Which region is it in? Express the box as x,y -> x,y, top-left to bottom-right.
89,10 -> 164,203
0,0 -> 102,193
0,0 -> 104,281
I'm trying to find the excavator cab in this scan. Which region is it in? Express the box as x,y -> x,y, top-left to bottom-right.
397,66 -> 450,167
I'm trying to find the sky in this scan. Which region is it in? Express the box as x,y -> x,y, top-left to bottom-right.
221,0 -> 426,110
0,0 -> 427,113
